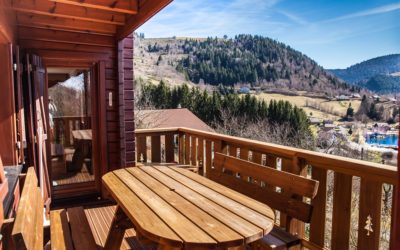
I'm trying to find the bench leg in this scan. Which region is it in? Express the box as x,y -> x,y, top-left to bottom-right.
104,206 -> 133,250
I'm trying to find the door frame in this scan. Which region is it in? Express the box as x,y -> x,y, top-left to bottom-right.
45,61 -> 107,199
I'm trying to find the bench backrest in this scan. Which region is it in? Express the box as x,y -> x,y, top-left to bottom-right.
11,167 -> 43,250
211,153 -> 319,223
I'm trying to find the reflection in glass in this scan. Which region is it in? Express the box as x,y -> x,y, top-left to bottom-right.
48,68 -> 94,186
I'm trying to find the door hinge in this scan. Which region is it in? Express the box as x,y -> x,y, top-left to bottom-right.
16,141 -> 21,149
13,63 -> 17,71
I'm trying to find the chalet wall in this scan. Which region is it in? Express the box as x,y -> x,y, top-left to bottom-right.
0,43 -> 18,165
118,35 -> 135,168
18,27 -> 135,191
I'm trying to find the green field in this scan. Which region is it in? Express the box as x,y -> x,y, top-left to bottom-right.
254,93 -> 362,120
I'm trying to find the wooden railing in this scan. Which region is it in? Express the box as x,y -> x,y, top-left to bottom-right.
52,116 -> 91,147
135,127 -> 398,250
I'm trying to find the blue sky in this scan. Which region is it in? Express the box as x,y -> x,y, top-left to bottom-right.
137,0 -> 400,69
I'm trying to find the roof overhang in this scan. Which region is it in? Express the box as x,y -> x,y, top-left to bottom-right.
2,0 -> 172,41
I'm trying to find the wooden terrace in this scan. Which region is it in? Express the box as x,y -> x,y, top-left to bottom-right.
0,0 -> 399,249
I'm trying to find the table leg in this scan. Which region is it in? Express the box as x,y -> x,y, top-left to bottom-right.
104,206 -> 133,250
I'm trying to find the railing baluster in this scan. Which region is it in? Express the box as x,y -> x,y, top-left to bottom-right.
228,145 -> 237,157
310,166 -> 327,248
197,138 -> 204,175
191,136 -> 197,166
178,132 -> 185,164
185,134 -> 191,164
137,136 -> 147,163
165,133 -> 175,163
240,148 -> 250,181
331,173 -> 352,250
357,179 -> 382,250
205,140 -> 212,178
151,135 -> 161,163
280,158 -> 292,228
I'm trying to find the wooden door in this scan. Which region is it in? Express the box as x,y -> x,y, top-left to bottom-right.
25,54 -> 51,207
12,46 -> 26,164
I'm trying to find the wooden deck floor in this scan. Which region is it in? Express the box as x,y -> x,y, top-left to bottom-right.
84,205 -> 156,250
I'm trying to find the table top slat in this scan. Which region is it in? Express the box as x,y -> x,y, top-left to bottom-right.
171,166 -> 275,219
156,166 -> 274,232
102,172 -> 183,248
141,167 -> 266,244
113,169 -> 218,248
128,168 -> 244,248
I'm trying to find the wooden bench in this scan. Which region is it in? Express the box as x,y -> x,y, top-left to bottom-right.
211,153 -> 319,250
2,167 -> 44,250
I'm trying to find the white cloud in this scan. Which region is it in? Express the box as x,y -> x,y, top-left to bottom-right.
325,3 -> 400,22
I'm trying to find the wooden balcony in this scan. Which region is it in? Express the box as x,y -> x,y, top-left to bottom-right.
135,127 -> 398,250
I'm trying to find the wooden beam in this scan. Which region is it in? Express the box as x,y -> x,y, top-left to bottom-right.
49,0 -> 138,14
16,13 -> 116,35
10,0 -> 125,25
19,39 -> 116,56
18,26 -> 115,47
117,0 -> 172,40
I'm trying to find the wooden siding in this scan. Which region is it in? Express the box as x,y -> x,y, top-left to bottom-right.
118,35 -> 135,168
0,43 -> 18,165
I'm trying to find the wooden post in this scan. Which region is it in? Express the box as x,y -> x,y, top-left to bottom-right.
390,129 -> 399,250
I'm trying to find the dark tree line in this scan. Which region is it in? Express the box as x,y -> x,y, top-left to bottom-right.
138,81 -> 312,142
171,35 -> 352,92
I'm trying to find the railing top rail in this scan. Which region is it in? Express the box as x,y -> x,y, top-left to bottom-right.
135,127 -> 398,185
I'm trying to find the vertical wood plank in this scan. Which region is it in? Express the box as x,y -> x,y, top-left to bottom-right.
165,133 -> 175,163
357,179 -> 382,250
185,134 -> 190,164
191,136 -> 197,166
287,158 -> 307,238
251,152 -> 263,185
310,166 -> 327,248
151,135 -> 161,163
228,145 -> 236,157
280,158 -> 292,228
197,138 -> 204,175
178,133 -> 185,164
331,173 -> 352,250
137,136 -> 147,163
239,148 -> 249,161
205,140 -> 212,178
239,148 -> 249,181
264,155 -> 277,190
252,152 -> 262,164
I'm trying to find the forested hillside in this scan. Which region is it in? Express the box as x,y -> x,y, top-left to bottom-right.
329,54 -> 400,83
329,54 -> 400,93
363,74 -> 400,94
137,35 -> 357,96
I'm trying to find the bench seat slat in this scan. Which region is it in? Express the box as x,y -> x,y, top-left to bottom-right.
67,207 -> 98,250
50,209 -> 74,250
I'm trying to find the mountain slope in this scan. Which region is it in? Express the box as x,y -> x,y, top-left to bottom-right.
328,54 -> 400,93
362,74 -> 400,94
135,35 -> 356,96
